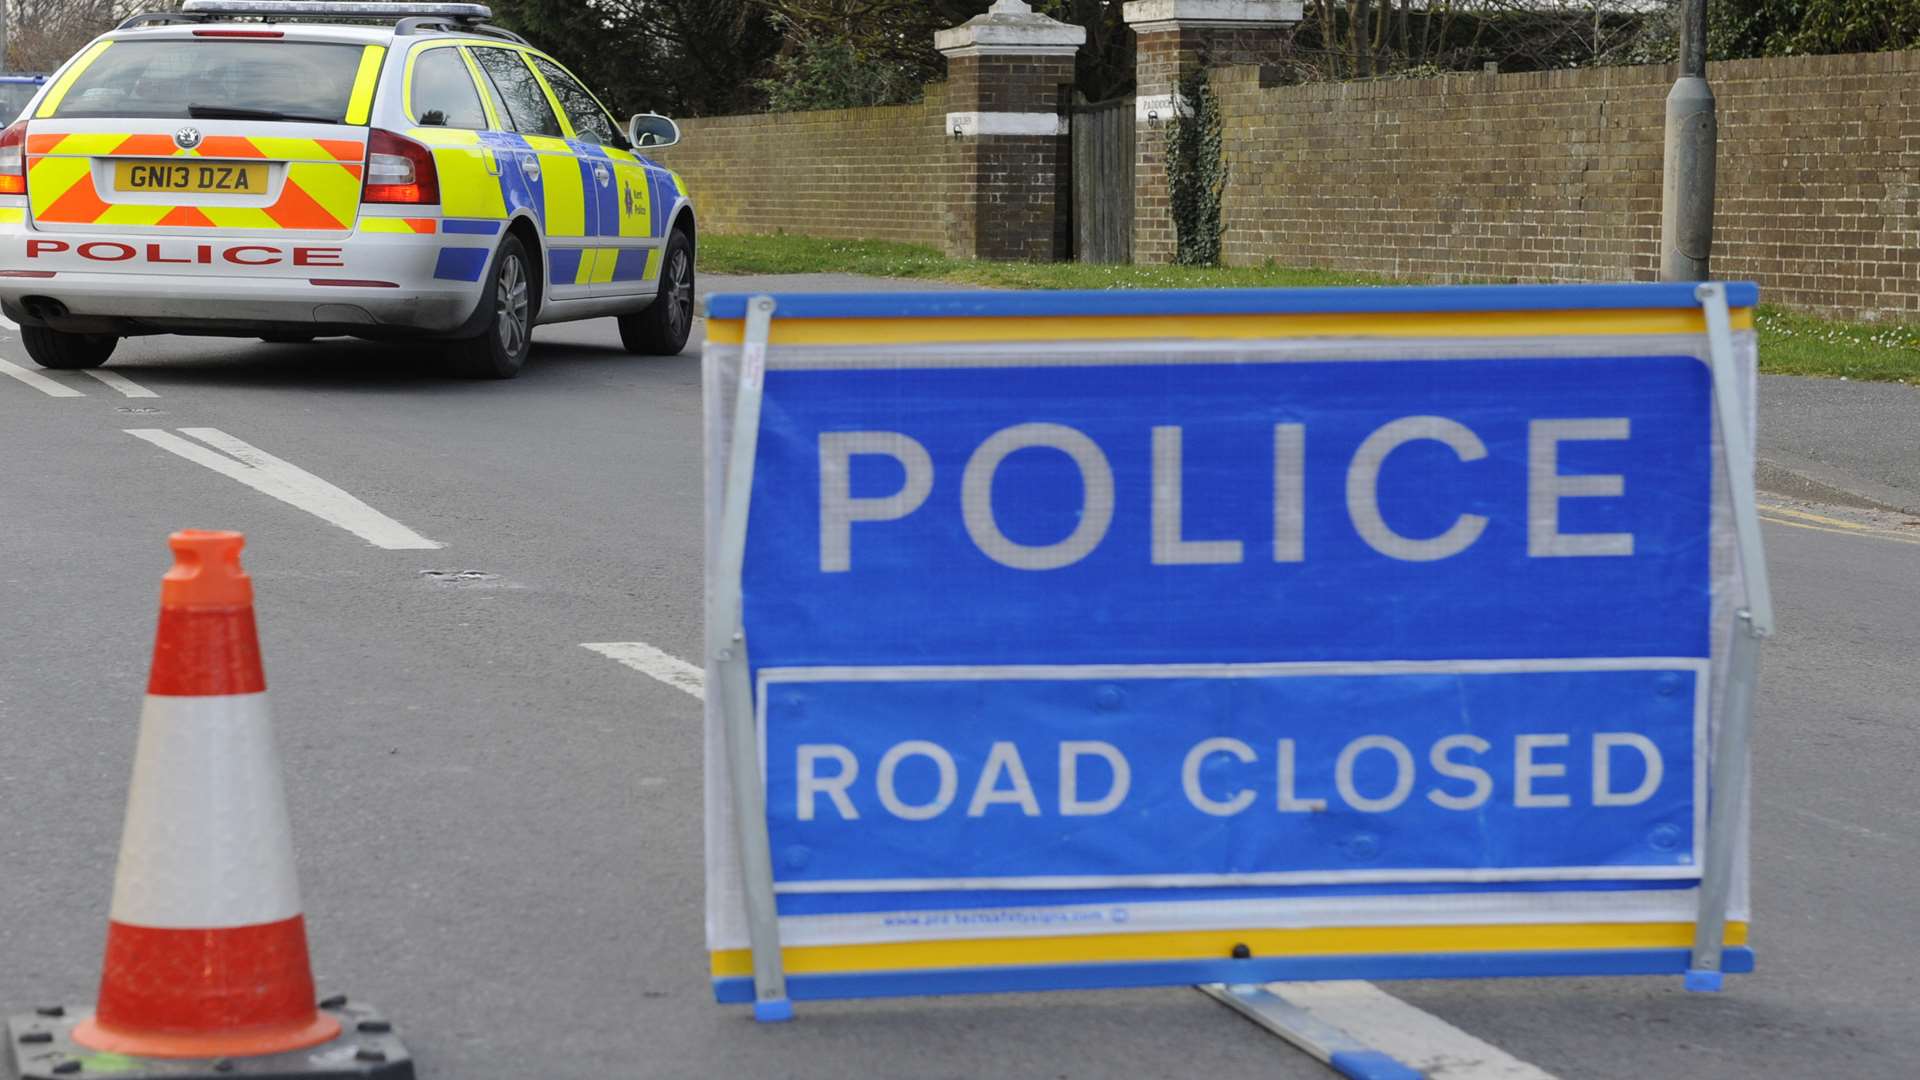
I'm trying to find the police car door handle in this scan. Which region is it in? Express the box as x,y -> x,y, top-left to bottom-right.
592,163 -> 611,186
519,155 -> 540,181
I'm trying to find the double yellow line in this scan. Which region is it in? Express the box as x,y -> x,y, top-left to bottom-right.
1759,503 -> 1920,547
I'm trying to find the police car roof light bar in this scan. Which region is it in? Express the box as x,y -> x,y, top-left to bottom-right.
176,1 -> 494,22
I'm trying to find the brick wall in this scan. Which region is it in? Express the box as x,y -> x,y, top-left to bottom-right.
652,86 -> 953,250
1212,50 -> 1920,320
946,53 -> 1077,260
1135,25 -> 1294,263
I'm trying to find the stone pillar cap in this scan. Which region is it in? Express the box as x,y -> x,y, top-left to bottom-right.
1123,0 -> 1305,28
936,1 -> 1088,57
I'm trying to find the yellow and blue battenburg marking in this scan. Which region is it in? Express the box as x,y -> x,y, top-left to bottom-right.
409,128 -> 675,287
703,282 -> 1762,1005
544,142 -> 665,287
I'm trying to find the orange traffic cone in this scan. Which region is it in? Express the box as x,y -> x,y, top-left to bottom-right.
4,531 -> 410,1080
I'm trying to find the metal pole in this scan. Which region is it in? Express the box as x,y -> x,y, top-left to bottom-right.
1660,0 -> 1717,281
1698,284 -> 1774,639
1688,613 -> 1760,991
1688,283 -> 1771,991
708,295 -> 794,1021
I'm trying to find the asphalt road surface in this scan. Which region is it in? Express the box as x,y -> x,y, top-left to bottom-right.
1757,374 -> 1920,514
2,277 -> 1916,1080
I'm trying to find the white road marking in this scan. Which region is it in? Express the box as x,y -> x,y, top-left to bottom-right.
590,639 -> 1555,1077
582,641 -> 705,700
0,358 -> 86,398
124,427 -> 443,550
83,369 -> 160,398
1257,981 -> 1558,1079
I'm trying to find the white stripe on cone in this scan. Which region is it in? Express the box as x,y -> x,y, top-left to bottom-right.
110,693 -> 304,929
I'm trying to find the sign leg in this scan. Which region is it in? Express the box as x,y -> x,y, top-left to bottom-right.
1688,614 -> 1760,991
1689,282 -> 1770,991
709,296 -> 792,1020
1199,985 -> 1423,1080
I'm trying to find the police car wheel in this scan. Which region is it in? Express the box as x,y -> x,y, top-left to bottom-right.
448,234 -> 535,379
617,229 -> 694,356
22,325 -> 117,371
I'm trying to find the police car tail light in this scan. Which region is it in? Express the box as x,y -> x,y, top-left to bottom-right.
364,129 -> 439,205
0,122 -> 25,196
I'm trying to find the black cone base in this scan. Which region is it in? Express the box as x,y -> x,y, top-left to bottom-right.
4,999 -> 411,1080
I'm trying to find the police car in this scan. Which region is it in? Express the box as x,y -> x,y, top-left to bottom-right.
0,1 -> 696,378
1,75 -> 49,122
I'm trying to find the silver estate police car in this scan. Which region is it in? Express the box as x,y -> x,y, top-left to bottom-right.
0,0 -> 696,378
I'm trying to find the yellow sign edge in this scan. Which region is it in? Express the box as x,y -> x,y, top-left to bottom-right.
709,920 -> 1751,977
705,307 -> 1757,347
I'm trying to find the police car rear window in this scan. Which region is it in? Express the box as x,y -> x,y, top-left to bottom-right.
409,48 -> 486,129
48,40 -> 363,124
2,83 -> 38,121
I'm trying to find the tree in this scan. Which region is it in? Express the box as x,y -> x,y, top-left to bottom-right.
508,0 -> 1137,116
491,0 -> 783,117
1274,0 -> 1920,83
1274,0 -> 1665,81
6,0 -> 141,72
748,0 -> 1136,111
745,0 -> 985,111
1037,0 -> 1133,102
1624,0 -> 1920,61
755,34 -> 924,112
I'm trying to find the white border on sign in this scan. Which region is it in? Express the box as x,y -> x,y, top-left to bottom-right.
753,656 -> 1711,893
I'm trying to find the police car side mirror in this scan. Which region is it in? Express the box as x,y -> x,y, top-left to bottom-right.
627,113 -> 681,150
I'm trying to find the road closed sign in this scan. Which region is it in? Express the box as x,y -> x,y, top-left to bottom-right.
701,284 -> 1766,1011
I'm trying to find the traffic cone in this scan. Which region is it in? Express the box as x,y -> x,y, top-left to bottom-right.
4,531 -> 411,1080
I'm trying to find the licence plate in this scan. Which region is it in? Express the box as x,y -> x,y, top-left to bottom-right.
114,160 -> 268,195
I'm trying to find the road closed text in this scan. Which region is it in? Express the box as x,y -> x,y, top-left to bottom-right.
760,666 -> 1702,884
795,730 -> 1668,822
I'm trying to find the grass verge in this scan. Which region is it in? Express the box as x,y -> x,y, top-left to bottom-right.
702,234 -> 1920,384
1752,307 -> 1920,383
701,234 -> 1380,289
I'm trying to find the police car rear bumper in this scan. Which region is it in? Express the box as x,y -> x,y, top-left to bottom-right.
0,227 -> 491,336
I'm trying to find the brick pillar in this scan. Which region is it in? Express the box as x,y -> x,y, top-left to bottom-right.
936,1 -> 1086,261
1124,1 -> 1301,263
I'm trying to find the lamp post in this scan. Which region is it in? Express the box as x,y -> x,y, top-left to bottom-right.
1660,0 -> 1716,281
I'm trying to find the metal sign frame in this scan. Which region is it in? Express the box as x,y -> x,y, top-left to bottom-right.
705,284 -> 1769,1021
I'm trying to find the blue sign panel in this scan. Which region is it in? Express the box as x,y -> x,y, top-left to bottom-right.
741,354 -> 1715,894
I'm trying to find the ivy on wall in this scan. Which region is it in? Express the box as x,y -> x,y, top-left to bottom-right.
1164,70 -> 1227,266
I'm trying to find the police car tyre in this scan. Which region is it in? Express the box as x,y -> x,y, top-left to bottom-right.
448,233 -> 535,380
618,228 -> 694,356
22,325 -> 117,370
